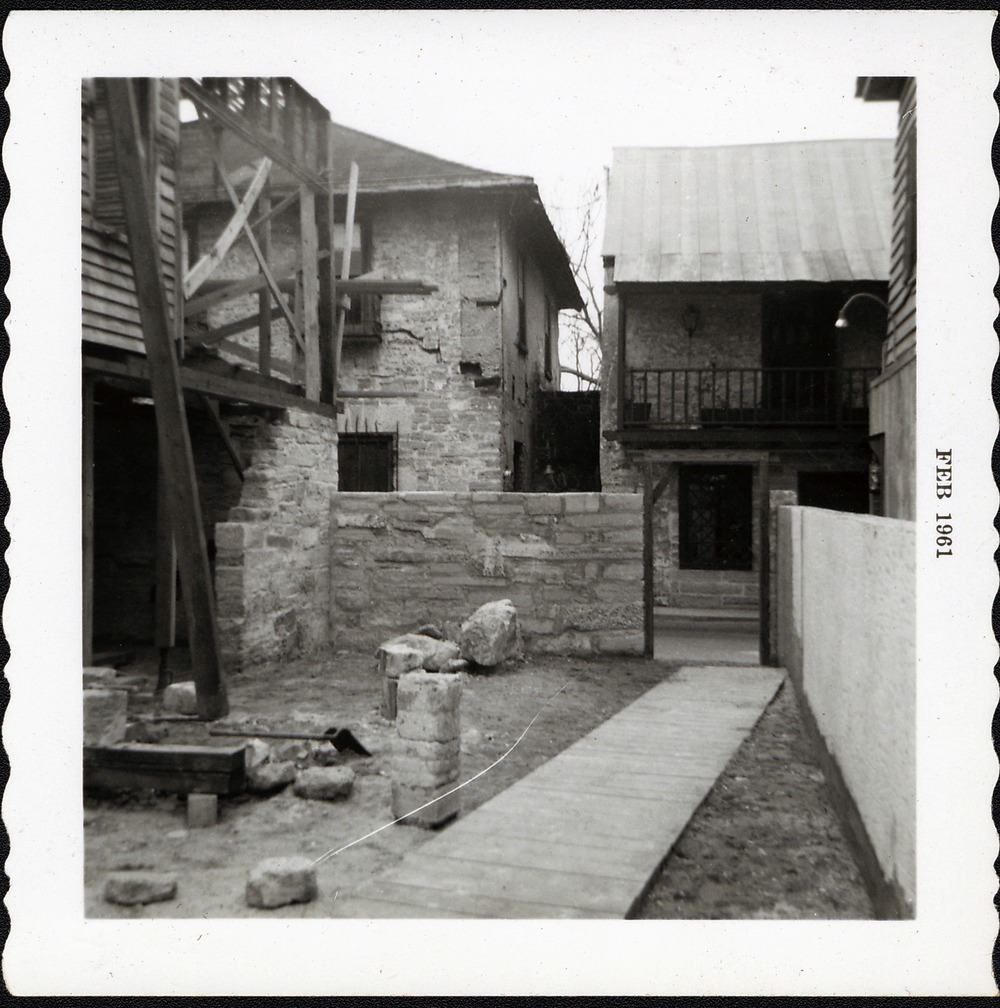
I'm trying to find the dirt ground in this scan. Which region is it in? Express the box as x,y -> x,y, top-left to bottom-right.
84,647 -> 872,919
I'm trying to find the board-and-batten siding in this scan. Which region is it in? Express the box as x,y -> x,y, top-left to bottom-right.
885,78 -> 916,369
82,78 -> 179,354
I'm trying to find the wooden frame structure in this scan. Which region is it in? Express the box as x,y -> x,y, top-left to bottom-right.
82,77 -> 437,717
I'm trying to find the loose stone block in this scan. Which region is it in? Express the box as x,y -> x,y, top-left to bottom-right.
460,599 -> 521,667
83,666 -> 118,688
391,779 -> 460,828
162,681 -> 198,715
246,856 -> 317,909
293,766 -> 355,801
377,643 -> 425,679
396,671 -> 462,743
187,793 -> 218,829
104,871 -> 178,906
244,738 -> 272,770
248,760 -> 297,794
83,688 -> 127,747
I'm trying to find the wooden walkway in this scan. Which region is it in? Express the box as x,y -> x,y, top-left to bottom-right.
328,665 -> 785,919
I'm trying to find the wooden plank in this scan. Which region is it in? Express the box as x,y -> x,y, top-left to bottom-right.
183,156 -> 272,299
258,188 -> 272,377
642,464 -> 654,658
333,162 -> 359,405
299,185 -> 321,400
186,305 -> 284,347
105,78 -> 229,720
82,376 -> 95,666
83,742 -> 246,795
758,454 -> 771,664
321,121 -> 337,405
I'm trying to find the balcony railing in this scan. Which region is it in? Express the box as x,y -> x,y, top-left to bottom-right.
623,367 -> 879,429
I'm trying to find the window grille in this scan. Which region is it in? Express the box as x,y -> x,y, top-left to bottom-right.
338,420 -> 397,491
678,465 -> 753,571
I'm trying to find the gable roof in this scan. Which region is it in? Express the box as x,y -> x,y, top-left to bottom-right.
179,118 -> 581,309
603,139 -> 894,285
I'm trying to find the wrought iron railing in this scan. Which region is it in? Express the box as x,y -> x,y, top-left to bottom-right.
623,367 -> 878,429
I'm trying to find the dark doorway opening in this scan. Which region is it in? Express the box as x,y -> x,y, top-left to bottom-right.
679,464 -> 753,571
797,471 -> 870,514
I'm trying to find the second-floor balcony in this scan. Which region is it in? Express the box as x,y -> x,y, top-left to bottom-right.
623,367 -> 878,431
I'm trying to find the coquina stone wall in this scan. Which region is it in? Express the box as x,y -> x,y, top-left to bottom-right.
776,504 -> 915,916
214,409 -> 339,671
330,491 -> 644,656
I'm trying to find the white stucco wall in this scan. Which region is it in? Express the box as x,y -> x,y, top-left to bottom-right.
776,506 -> 915,912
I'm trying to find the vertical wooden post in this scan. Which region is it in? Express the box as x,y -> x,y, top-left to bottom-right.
616,292 -> 627,429
257,188 -> 272,377
106,78 -> 228,718
82,375 -> 95,666
333,163 -> 360,404
320,123 -> 338,405
642,464 -> 654,658
299,185 -> 320,400
758,454 -> 772,665
154,452 -> 176,693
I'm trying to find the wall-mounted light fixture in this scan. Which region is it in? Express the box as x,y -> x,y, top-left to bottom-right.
681,304 -> 700,340
834,292 -> 889,329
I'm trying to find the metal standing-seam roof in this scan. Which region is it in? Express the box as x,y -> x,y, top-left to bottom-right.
603,139 -> 894,284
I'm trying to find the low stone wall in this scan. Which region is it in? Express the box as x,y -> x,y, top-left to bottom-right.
330,492 -> 644,656
776,505 -> 915,917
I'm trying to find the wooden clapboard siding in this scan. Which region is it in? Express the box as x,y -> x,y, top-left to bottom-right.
84,78 -> 180,352
885,78 -> 916,369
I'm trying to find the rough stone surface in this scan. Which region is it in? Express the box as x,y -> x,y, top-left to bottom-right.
460,599 -> 521,667
104,871 -> 178,906
391,779 -> 461,828
187,793 -> 218,829
162,681 -> 198,715
440,658 -> 469,673
396,671 -> 462,743
382,633 -> 461,671
247,760 -> 297,794
246,856 -> 317,909
413,624 -> 445,640
244,738 -> 272,770
271,740 -> 311,764
124,720 -> 169,744
83,688 -> 128,747
293,766 -> 356,801
83,666 -> 118,688
376,643 -> 425,679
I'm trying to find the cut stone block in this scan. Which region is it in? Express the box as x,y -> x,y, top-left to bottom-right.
247,760 -> 297,794
383,634 -> 461,671
293,766 -> 355,801
391,779 -> 460,828
187,793 -> 218,828
376,643 -> 425,679
83,666 -> 118,688
460,599 -> 522,667
392,736 -> 461,788
104,871 -> 178,906
246,856 -> 317,909
162,681 -> 198,715
396,671 -> 462,743
83,688 -> 127,747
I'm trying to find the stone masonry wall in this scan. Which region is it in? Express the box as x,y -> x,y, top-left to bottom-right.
330,492 -> 643,656
214,409 -> 339,671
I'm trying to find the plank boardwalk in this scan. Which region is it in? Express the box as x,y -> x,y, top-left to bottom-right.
329,665 -> 785,919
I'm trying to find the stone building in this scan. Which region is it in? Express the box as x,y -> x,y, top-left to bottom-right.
600,139 -> 893,615
179,120 -> 582,494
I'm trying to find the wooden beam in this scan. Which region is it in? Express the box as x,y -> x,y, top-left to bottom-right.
179,78 -> 326,190
333,162 -> 359,407
84,742 -> 247,796
187,305 -> 284,347
105,78 -> 228,720
300,185 -> 321,400
758,454 -> 772,665
200,394 -> 245,480
82,376 -> 95,666
183,156 -> 272,299
321,122 -> 337,405
154,452 -> 176,693
257,188 -> 272,377
642,464 -> 655,659
249,187 -> 299,231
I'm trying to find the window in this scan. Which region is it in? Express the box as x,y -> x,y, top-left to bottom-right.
338,433 -> 395,491
516,254 -> 528,355
334,221 -> 380,338
679,465 -> 753,570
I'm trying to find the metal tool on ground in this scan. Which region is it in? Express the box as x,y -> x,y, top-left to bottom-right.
209,726 -> 372,756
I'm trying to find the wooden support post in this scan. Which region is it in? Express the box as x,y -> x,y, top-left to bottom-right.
200,394 -> 245,481
642,465 -> 654,658
82,375 -> 95,666
333,163 -> 359,406
299,185 -> 321,401
758,454 -> 772,665
106,78 -> 228,719
258,188 -> 272,377
154,452 -> 176,693
320,123 -> 337,405
616,292 -> 627,429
